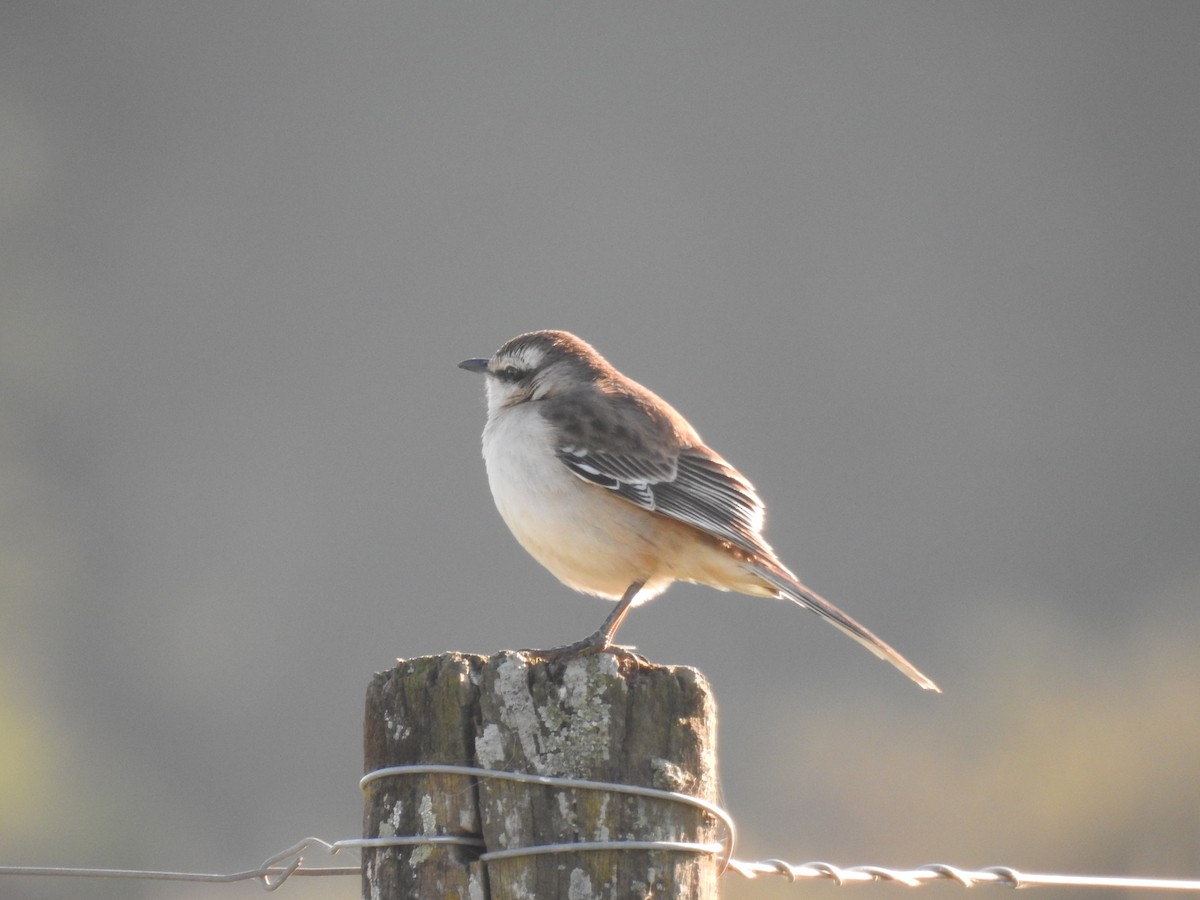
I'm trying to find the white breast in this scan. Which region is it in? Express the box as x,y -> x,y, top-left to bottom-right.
481,402 -> 575,527
479,402 -> 666,600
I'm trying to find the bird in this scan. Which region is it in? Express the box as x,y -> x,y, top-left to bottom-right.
459,330 -> 940,692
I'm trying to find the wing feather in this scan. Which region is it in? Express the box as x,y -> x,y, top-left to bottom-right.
556,443 -> 768,556
544,393 -> 942,691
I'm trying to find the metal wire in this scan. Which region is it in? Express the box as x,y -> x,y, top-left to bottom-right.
359,763 -> 737,868
726,860 -> 1200,892
0,838 -> 360,892
4,763 -> 1200,892
7,849 -> 1200,892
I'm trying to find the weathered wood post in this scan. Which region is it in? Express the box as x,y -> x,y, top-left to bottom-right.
363,650 -> 722,899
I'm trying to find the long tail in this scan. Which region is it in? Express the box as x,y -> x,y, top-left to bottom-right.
748,561 -> 941,692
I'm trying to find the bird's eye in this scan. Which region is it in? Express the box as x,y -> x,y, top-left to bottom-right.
495,365 -> 524,383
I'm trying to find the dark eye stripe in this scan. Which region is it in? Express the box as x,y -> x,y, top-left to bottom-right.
496,365 -> 525,383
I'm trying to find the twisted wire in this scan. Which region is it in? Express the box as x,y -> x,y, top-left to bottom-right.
3,764 -> 1199,892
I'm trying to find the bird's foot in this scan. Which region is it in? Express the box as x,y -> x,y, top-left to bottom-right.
520,631 -> 649,668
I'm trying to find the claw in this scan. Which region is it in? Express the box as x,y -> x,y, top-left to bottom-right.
519,633 -> 650,668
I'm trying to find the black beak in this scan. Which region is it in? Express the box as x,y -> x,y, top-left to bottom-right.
458,357 -> 489,374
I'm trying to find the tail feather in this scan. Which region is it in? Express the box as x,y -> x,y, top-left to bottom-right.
749,561 -> 941,693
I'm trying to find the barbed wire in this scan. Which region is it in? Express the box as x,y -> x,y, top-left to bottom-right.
6,842 -> 1200,893
4,763 -> 1199,892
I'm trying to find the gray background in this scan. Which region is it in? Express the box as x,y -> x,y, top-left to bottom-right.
2,3 -> 1198,899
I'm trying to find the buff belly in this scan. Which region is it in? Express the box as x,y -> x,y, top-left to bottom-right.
481,402 -> 765,603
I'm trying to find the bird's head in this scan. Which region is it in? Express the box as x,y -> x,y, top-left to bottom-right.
459,330 -> 611,413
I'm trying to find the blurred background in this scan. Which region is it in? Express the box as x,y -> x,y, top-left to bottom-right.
2,2 -> 1198,898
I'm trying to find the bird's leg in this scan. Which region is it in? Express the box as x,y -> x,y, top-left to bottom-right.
592,579 -> 643,646
521,581 -> 646,662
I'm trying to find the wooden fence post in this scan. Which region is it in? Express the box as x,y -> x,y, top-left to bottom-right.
363,651 -> 722,899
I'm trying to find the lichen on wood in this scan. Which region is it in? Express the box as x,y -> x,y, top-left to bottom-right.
364,651 -> 720,899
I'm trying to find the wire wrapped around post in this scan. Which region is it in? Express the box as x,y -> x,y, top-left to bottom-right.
362,651 -> 723,899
